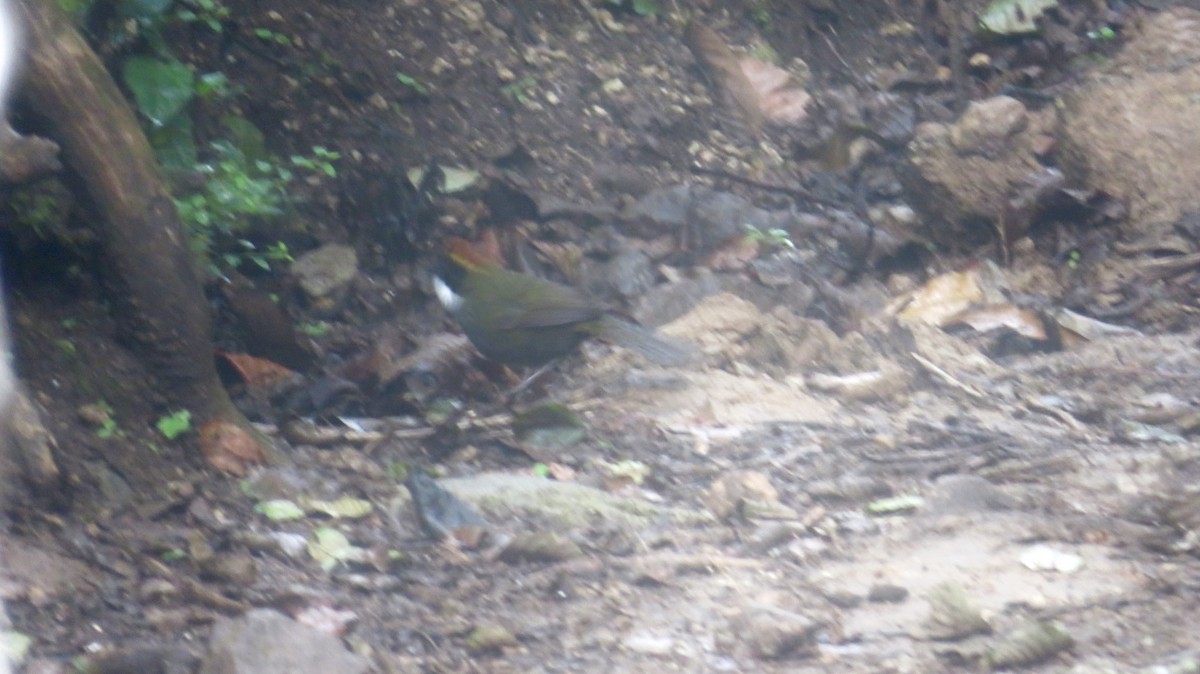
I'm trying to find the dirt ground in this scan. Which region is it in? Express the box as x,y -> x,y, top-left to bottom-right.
4,0 -> 1200,672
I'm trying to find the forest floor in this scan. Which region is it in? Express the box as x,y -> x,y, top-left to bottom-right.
4,0 -> 1200,672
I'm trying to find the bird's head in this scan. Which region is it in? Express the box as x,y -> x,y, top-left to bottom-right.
432,238 -> 501,311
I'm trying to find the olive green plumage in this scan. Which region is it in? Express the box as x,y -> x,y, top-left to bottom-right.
434,254 -> 693,367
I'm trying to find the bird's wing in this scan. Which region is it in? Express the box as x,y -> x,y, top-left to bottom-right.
491,301 -> 600,330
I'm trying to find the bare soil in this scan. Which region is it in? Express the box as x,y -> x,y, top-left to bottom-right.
4,0 -> 1200,672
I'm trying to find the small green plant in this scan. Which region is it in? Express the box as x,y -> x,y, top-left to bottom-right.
395,72 -> 429,96
156,410 -> 192,440
606,0 -> 659,17
97,417 -> 120,439
743,224 -> 795,249
175,0 -> 230,32
500,76 -> 538,105
55,0 -> 94,22
55,339 -> 77,356
175,141 -> 289,251
94,401 -> 120,439
290,146 -> 340,177
221,239 -> 294,271
195,71 -> 234,99
109,1 -> 337,280
160,548 -> 187,561
301,321 -> 331,337
749,42 -> 780,64
174,142 -> 336,274
1086,26 -> 1116,41
1066,249 -> 1081,270
253,27 -> 292,45
749,0 -> 773,29
9,189 -> 66,238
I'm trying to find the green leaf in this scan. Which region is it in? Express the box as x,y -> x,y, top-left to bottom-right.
156,410 -> 192,439
196,71 -> 231,99
308,527 -> 354,572
122,57 -> 196,126
55,0 -> 93,22
97,419 -> 118,439
632,0 -> 659,16
306,496 -> 374,519
395,72 -> 429,95
148,112 -> 197,170
301,321 -> 331,337
256,499 -> 306,521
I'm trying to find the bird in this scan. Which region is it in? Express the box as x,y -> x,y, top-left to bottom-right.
432,238 -> 694,368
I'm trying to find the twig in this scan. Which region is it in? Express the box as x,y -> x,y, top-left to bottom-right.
910,352 -> 986,399
688,165 -> 847,211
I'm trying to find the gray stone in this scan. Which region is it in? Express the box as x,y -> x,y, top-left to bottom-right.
291,244 -> 358,300
200,609 -> 368,674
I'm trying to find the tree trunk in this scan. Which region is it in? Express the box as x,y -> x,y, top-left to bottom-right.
14,0 -> 271,467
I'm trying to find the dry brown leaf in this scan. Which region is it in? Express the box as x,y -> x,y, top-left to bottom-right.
528,239 -> 586,280
685,20 -> 766,135
199,420 -> 267,476
948,304 -> 1048,340
738,57 -> 811,125
475,229 -> 506,267
891,266 -> 987,327
217,352 -> 298,391
377,332 -> 473,394
447,234 -> 505,268
685,21 -> 811,135
545,462 -> 577,482
219,277 -> 313,370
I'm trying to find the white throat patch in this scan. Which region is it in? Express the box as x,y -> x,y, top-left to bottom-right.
0,0 -> 19,108
432,276 -> 463,312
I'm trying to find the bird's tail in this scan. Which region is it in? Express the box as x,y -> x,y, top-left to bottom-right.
595,315 -> 697,366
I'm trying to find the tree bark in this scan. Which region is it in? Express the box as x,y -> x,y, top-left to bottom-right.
14,0 -> 270,465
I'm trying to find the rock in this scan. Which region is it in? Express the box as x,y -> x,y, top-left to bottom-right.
867,584 -> 909,603
923,474 -> 1020,516
703,470 -> 781,520
730,606 -> 820,659
626,184 -> 791,250
290,244 -> 358,304
464,624 -> 518,654
1060,8 -> 1200,240
622,631 -> 677,657
585,249 -> 653,301
77,646 -> 198,674
435,472 -> 707,532
199,609 -> 369,674
902,95 -> 1053,246
197,552 -> 257,585
496,532 -> 584,564
406,469 -> 490,542
948,96 -> 1028,154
